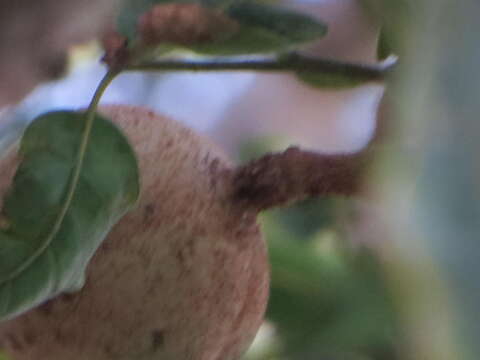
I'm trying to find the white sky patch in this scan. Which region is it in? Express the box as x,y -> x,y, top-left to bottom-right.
0,59 -> 255,137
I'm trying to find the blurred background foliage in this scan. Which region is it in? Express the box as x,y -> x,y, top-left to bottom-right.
3,0 -> 479,359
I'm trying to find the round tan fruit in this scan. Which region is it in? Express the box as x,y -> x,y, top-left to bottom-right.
0,105 -> 269,360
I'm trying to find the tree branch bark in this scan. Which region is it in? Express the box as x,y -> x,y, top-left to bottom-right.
125,54 -> 395,83
232,146 -> 371,212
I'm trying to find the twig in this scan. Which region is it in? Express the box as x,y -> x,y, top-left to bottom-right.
125,53 -> 396,83
233,147 -> 371,212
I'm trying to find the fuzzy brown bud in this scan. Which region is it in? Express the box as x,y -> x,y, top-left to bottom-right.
138,3 -> 238,46
101,29 -> 129,68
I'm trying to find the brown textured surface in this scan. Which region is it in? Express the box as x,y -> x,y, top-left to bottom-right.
0,105 -> 269,360
139,4 -> 238,46
234,146 -> 370,211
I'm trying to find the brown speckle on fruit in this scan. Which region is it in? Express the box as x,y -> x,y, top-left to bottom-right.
150,329 -> 165,352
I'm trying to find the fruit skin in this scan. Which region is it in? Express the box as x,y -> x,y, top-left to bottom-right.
0,105 -> 269,360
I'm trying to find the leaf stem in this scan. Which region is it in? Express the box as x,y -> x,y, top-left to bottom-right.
0,70 -> 118,284
125,53 -> 397,82
59,68 -> 119,227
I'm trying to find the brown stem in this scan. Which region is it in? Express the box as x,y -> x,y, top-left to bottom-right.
125,54 -> 394,84
232,146 -> 371,212
231,90 -> 391,212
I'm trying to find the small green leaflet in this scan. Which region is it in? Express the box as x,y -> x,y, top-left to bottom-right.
377,29 -> 393,60
0,111 -> 140,321
192,1 -> 328,55
116,0 -> 327,57
226,1 -> 327,47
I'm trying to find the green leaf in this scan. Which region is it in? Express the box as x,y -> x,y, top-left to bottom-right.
192,1 -> 327,55
0,111 -> 140,321
118,0 -> 327,57
198,0 -> 236,9
190,26 -> 290,55
377,28 -> 392,60
227,2 -> 327,45
265,227 -> 396,358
